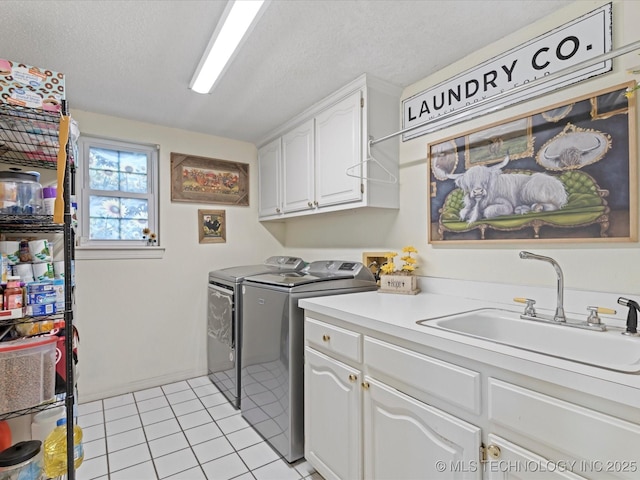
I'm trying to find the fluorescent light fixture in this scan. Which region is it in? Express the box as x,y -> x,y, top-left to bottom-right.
190,0 -> 267,94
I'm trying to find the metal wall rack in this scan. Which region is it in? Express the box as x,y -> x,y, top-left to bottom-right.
0,100 -> 77,480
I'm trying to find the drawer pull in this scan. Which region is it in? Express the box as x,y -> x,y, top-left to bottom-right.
361,382 -> 370,390
322,334 -> 330,342
348,374 -> 357,382
487,444 -> 501,460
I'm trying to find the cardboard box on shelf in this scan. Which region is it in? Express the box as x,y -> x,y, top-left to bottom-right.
0,58 -> 65,112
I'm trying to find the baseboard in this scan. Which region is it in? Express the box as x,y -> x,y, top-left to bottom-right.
77,367 -> 207,404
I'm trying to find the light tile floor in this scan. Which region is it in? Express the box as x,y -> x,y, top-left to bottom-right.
76,376 -> 323,480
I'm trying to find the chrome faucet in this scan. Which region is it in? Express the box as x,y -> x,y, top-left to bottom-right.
519,251 -> 566,322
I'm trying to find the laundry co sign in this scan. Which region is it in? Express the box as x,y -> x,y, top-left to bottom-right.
402,3 -> 612,141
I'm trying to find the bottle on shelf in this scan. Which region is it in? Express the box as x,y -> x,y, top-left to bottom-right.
4,275 -> 22,310
31,405 -> 65,445
42,417 -> 83,478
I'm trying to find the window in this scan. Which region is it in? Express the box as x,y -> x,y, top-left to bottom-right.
77,135 -> 159,249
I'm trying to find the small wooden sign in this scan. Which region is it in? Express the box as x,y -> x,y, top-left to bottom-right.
379,275 -> 420,295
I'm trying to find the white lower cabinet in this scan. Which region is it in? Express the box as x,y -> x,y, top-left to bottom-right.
485,435 -> 587,480
363,376 -> 481,480
304,316 -> 481,480
304,347 -> 362,480
487,378 -> 640,480
303,313 -> 640,480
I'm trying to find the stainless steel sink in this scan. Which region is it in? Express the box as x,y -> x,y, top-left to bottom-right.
418,308 -> 640,373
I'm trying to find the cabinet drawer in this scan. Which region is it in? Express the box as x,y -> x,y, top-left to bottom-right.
364,337 -> 481,414
489,378 -> 640,479
305,317 -> 362,363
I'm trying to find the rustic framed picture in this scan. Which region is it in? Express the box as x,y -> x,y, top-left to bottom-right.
171,153 -> 249,206
464,117 -> 533,168
199,209 -> 226,244
428,82 -> 637,244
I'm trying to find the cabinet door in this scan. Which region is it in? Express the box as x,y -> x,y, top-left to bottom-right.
315,90 -> 363,208
305,347 -> 362,480
258,138 -> 281,218
363,377 -> 481,480
485,435 -> 587,480
282,119 -> 315,213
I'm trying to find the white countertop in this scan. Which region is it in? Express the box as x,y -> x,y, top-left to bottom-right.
299,289 -> 640,408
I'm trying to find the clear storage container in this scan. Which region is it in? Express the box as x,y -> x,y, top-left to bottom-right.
0,171 -> 43,215
0,336 -> 57,415
0,440 -> 43,480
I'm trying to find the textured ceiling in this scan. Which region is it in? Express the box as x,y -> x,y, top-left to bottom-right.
0,0 -> 573,144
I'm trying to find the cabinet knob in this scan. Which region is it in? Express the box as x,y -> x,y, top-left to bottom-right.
307,202 -> 313,208
322,334 -> 330,342
348,374 -> 357,382
361,382 -> 370,390
313,201 -> 319,207
276,208 -> 281,213
486,444 -> 501,460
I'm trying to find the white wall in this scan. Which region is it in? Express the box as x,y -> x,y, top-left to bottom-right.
71,111 -> 285,401
282,0 -> 640,296
74,0 -> 640,401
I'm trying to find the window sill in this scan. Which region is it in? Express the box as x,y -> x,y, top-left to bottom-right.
75,246 -> 165,260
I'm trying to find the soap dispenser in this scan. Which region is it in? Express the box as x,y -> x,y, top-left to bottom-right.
617,297 -> 640,336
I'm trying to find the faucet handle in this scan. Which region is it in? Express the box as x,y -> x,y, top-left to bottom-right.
514,297 -> 536,316
586,306 -> 616,326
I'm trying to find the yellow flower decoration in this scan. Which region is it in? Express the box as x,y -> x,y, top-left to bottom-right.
380,246 -> 419,275
380,262 -> 396,274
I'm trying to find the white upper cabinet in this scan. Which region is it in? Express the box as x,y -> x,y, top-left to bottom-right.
282,118 -> 315,213
258,74 -> 401,221
314,90 -> 362,208
257,138 -> 281,218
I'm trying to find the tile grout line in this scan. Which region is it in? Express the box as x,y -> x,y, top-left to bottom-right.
134,388 -> 161,480
159,382 -> 208,479
101,393 -> 148,480
187,381 -> 266,480
177,381 -> 268,480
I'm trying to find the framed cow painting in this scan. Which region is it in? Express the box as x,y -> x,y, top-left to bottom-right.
427,82 -> 637,244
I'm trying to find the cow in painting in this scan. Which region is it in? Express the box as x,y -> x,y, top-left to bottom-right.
446,155 -> 568,224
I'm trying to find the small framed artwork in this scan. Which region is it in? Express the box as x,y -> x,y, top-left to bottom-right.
198,209 -> 226,244
464,117 -> 533,168
171,153 -> 249,206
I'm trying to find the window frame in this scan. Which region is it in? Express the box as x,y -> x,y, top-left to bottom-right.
76,134 -> 160,251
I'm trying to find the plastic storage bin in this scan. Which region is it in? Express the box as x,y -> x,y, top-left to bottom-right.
0,440 -> 43,480
0,336 -> 57,415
